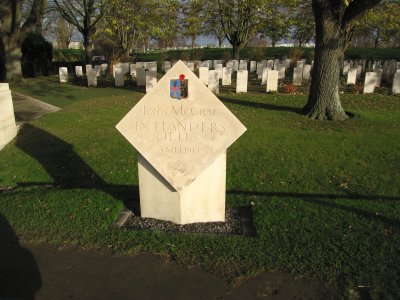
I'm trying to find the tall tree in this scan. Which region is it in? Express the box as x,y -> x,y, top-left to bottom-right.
259,0 -> 295,47
181,0 -> 205,48
291,0 -> 315,46
150,0 -> 180,49
303,0 -> 383,121
215,0 -> 265,60
0,0 -> 48,81
354,0 -> 400,48
53,0 -> 106,63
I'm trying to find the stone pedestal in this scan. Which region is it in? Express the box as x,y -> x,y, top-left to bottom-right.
116,61 -> 246,225
138,152 -> 226,224
0,84 -> 18,151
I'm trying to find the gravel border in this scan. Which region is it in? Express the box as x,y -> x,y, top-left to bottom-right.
123,207 -> 244,235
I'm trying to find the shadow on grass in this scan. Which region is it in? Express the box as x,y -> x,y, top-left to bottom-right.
219,96 -> 302,114
15,124 -> 140,214
0,213 -> 42,299
228,190 -> 400,229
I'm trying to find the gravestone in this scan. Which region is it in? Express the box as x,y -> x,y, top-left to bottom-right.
187,62 -> 195,72
199,67 -> 209,86
267,60 -> 274,69
250,61 -> 257,73
101,63 -> 108,76
95,65 -> 101,77
302,65 -> 312,81
0,83 -> 18,151
236,70 -> 248,93
343,61 -> 350,75
75,66 -> 83,77
208,70 -> 219,94
130,64 -> 137,77
86,65 -> 97,87
115,66 -> 124,87
239,61 -> 247,71
215,64 -> 223,79
347,68 -> 357,84
277,65 -> 285,79
59,67 -> 68,83
113,63 -> 121,77
232,60 -> 239,71
148,62 -> 157,73
297,61 -> 304,68
257,62 -> 264,79
363,72 -> 378,94
266,70 -> 279,92
393,72 -> 400,94
284,59 -> 291,69
373,68 -> 383,87
200,61 -> 209,68
356,65 -> 362,79
115,61 -> 246,224
293,67 -> 303,85
146,71 -> 157,93
136,62 -> 145,69
261,67 -> 271,85
122,63 -> 130,74
136,68 -> 146,87
222,67 -> 232,86
273,59 -> 280,70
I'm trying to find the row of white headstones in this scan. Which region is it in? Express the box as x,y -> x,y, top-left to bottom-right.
58,58 -> 400,95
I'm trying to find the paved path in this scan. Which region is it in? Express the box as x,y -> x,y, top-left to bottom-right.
11,91 -> 60,123
0,240 -> 335,300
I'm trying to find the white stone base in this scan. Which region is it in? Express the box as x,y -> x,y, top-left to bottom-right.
138,151 -> 226,225
0,85 -> 18,151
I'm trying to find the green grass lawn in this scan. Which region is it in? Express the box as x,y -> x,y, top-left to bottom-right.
2,76 -> 400,298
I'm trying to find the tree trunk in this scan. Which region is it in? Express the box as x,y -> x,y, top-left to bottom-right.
271,39 -> 276,47
217,36 -> 224,48
83,34 -> 92,64
3,37 -> 23,82
232,43 -> 241,60
303,12 -> 349,121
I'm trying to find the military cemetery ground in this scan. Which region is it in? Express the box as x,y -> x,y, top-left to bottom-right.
1,58 -> 399,298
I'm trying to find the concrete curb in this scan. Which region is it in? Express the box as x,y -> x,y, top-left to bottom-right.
11,91 -> 61,112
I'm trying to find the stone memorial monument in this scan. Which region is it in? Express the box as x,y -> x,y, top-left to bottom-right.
222,67 -> 232,86
116,61 -> 246,224
0,83 -> 18,151
293,67 -> 303,85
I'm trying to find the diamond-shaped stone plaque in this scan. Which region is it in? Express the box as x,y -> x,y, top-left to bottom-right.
116,61 -> 246,191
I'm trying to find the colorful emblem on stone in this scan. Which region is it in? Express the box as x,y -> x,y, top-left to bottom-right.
170,74 -> 188,100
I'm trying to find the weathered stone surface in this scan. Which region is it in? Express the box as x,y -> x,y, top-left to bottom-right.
222,67 -> 232,86
0,83 -> 18,151
293,67 -> 303,85
59,67 -> 68,83
136,68 -> 146,86
114,66 -> 124,87
363,72 -> 377,94
75,66 -> 83,77
266,70 -> 279,92
146,71 -> 157,93
86,65 -> 97,87
261,67 -> 271,85
236,70 -> 248,93
347,68 -> 357,85
208,70 -> 219,94
199,67 -> 209,86
392,72 -> 400,94
116,60 -> 246,192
